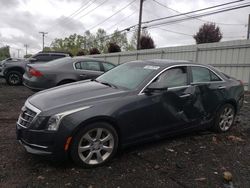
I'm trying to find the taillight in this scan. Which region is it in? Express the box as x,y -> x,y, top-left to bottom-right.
239,80 -> 244,85
29,67 -> 43,77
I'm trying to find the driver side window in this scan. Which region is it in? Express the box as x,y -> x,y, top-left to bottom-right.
154,66 -> 188,88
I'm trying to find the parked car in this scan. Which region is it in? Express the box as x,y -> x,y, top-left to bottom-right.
16,59 -> 244,168
2,52 -> 70,85
23,57 -> 116,91
0,58 -> 23,77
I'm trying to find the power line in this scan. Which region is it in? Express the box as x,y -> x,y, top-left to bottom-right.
86,0 -> 136,31
152,0 -> 246,26
143,0 -> 245,25
150,26 -> 246,40
48,0 -> 96,31
46,0 -> 249,48
150,27 -> 193,36
106,10 -> 137,31
64,0 -> 94,19
78,0 -> 110,20
144,2 -> 250,28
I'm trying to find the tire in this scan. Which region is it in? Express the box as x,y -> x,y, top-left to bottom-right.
6,71 -> 23,86
70,122 -> 119,168
212,104 -> 235,133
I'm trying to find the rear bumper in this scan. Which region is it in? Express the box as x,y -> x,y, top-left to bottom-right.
23,81 -> 45,91
23,75 -> 54,91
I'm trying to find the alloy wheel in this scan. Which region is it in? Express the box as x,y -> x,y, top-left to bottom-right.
219,106 -> 235,131
8,73 -> 21,85
78,128 -> 115,165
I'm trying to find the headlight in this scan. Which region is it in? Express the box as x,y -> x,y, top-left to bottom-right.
47,114 -> 63,131
47,106 -> 91,131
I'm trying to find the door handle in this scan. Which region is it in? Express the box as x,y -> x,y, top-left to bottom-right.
80,74 -> 86,77
180,93 -> 191,98
218,86 -> 226,89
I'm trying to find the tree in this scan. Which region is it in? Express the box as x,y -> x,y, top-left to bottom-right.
193,23 -> 222,44
0,46 -> 10,61
89,48 -> 100,55
43,46 -> 51,52
24,54 -> 32,58
76,50 -> 85,56
108,43 -> 121,53
140,35 -> 155,49
94,29 -> 109,53
129,28 -> 155,50
50,28 -> 136,55
50,33 -> 85,56
109,30 -> 129,51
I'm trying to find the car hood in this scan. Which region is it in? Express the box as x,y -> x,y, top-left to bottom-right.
28,80 -> 128,112
4,59 -> 28,67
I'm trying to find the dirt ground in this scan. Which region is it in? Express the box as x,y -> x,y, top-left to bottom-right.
0,78 -> 250,188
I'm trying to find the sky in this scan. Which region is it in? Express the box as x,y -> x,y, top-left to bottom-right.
0,0 -> 249,57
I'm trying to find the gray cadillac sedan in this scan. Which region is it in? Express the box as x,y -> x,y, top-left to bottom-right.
23,57 -> 116,91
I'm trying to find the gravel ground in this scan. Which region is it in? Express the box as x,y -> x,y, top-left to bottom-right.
0,78 -> 250,188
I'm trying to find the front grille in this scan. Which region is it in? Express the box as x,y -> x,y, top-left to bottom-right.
17,106 -> 37,128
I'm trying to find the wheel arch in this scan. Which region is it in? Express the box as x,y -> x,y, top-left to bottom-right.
217,99 -> 238,114
71,116 -> 122,147
5,66 -> 25,75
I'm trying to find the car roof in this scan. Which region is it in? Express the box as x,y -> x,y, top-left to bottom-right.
128,59 -> 206,68
37,51 -> 70,55
72,56 -> 115,64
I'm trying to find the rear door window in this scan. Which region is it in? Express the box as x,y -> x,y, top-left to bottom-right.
50,54 -> 65,60
33,54 -> 51,62
191,66 -> 222,83
103,62 -> 115,72
80,61 -> 102,71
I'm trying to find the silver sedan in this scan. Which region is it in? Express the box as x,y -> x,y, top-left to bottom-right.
23,57 -> 116,91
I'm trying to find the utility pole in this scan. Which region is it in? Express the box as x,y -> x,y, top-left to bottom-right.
137,0 -> 144,50
17,49 -> 21,58
247,14 -> 250,39
39,31 -> 48,51
24,44 -> 28,56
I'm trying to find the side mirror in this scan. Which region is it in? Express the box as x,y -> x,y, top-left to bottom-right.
144,82 -> 168,94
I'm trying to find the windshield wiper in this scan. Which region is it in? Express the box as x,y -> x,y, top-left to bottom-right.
100,81 -> 117,89
92,79 -> 117,89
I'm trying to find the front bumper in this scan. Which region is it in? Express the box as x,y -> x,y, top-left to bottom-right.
19,140 -> 52,155
0,68 -> 3,77
16,122 -> 69,161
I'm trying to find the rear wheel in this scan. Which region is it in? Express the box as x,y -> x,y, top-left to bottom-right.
70,122 -> 118,168
6,71 -> 23,85
212,104 -> 235,133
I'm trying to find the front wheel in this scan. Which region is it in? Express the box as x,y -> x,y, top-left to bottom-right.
212,104 -> 235,133
70,122 -> 118,168
6,71 -> 23,85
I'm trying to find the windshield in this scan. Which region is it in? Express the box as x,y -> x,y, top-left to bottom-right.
96,62 -> 160,90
